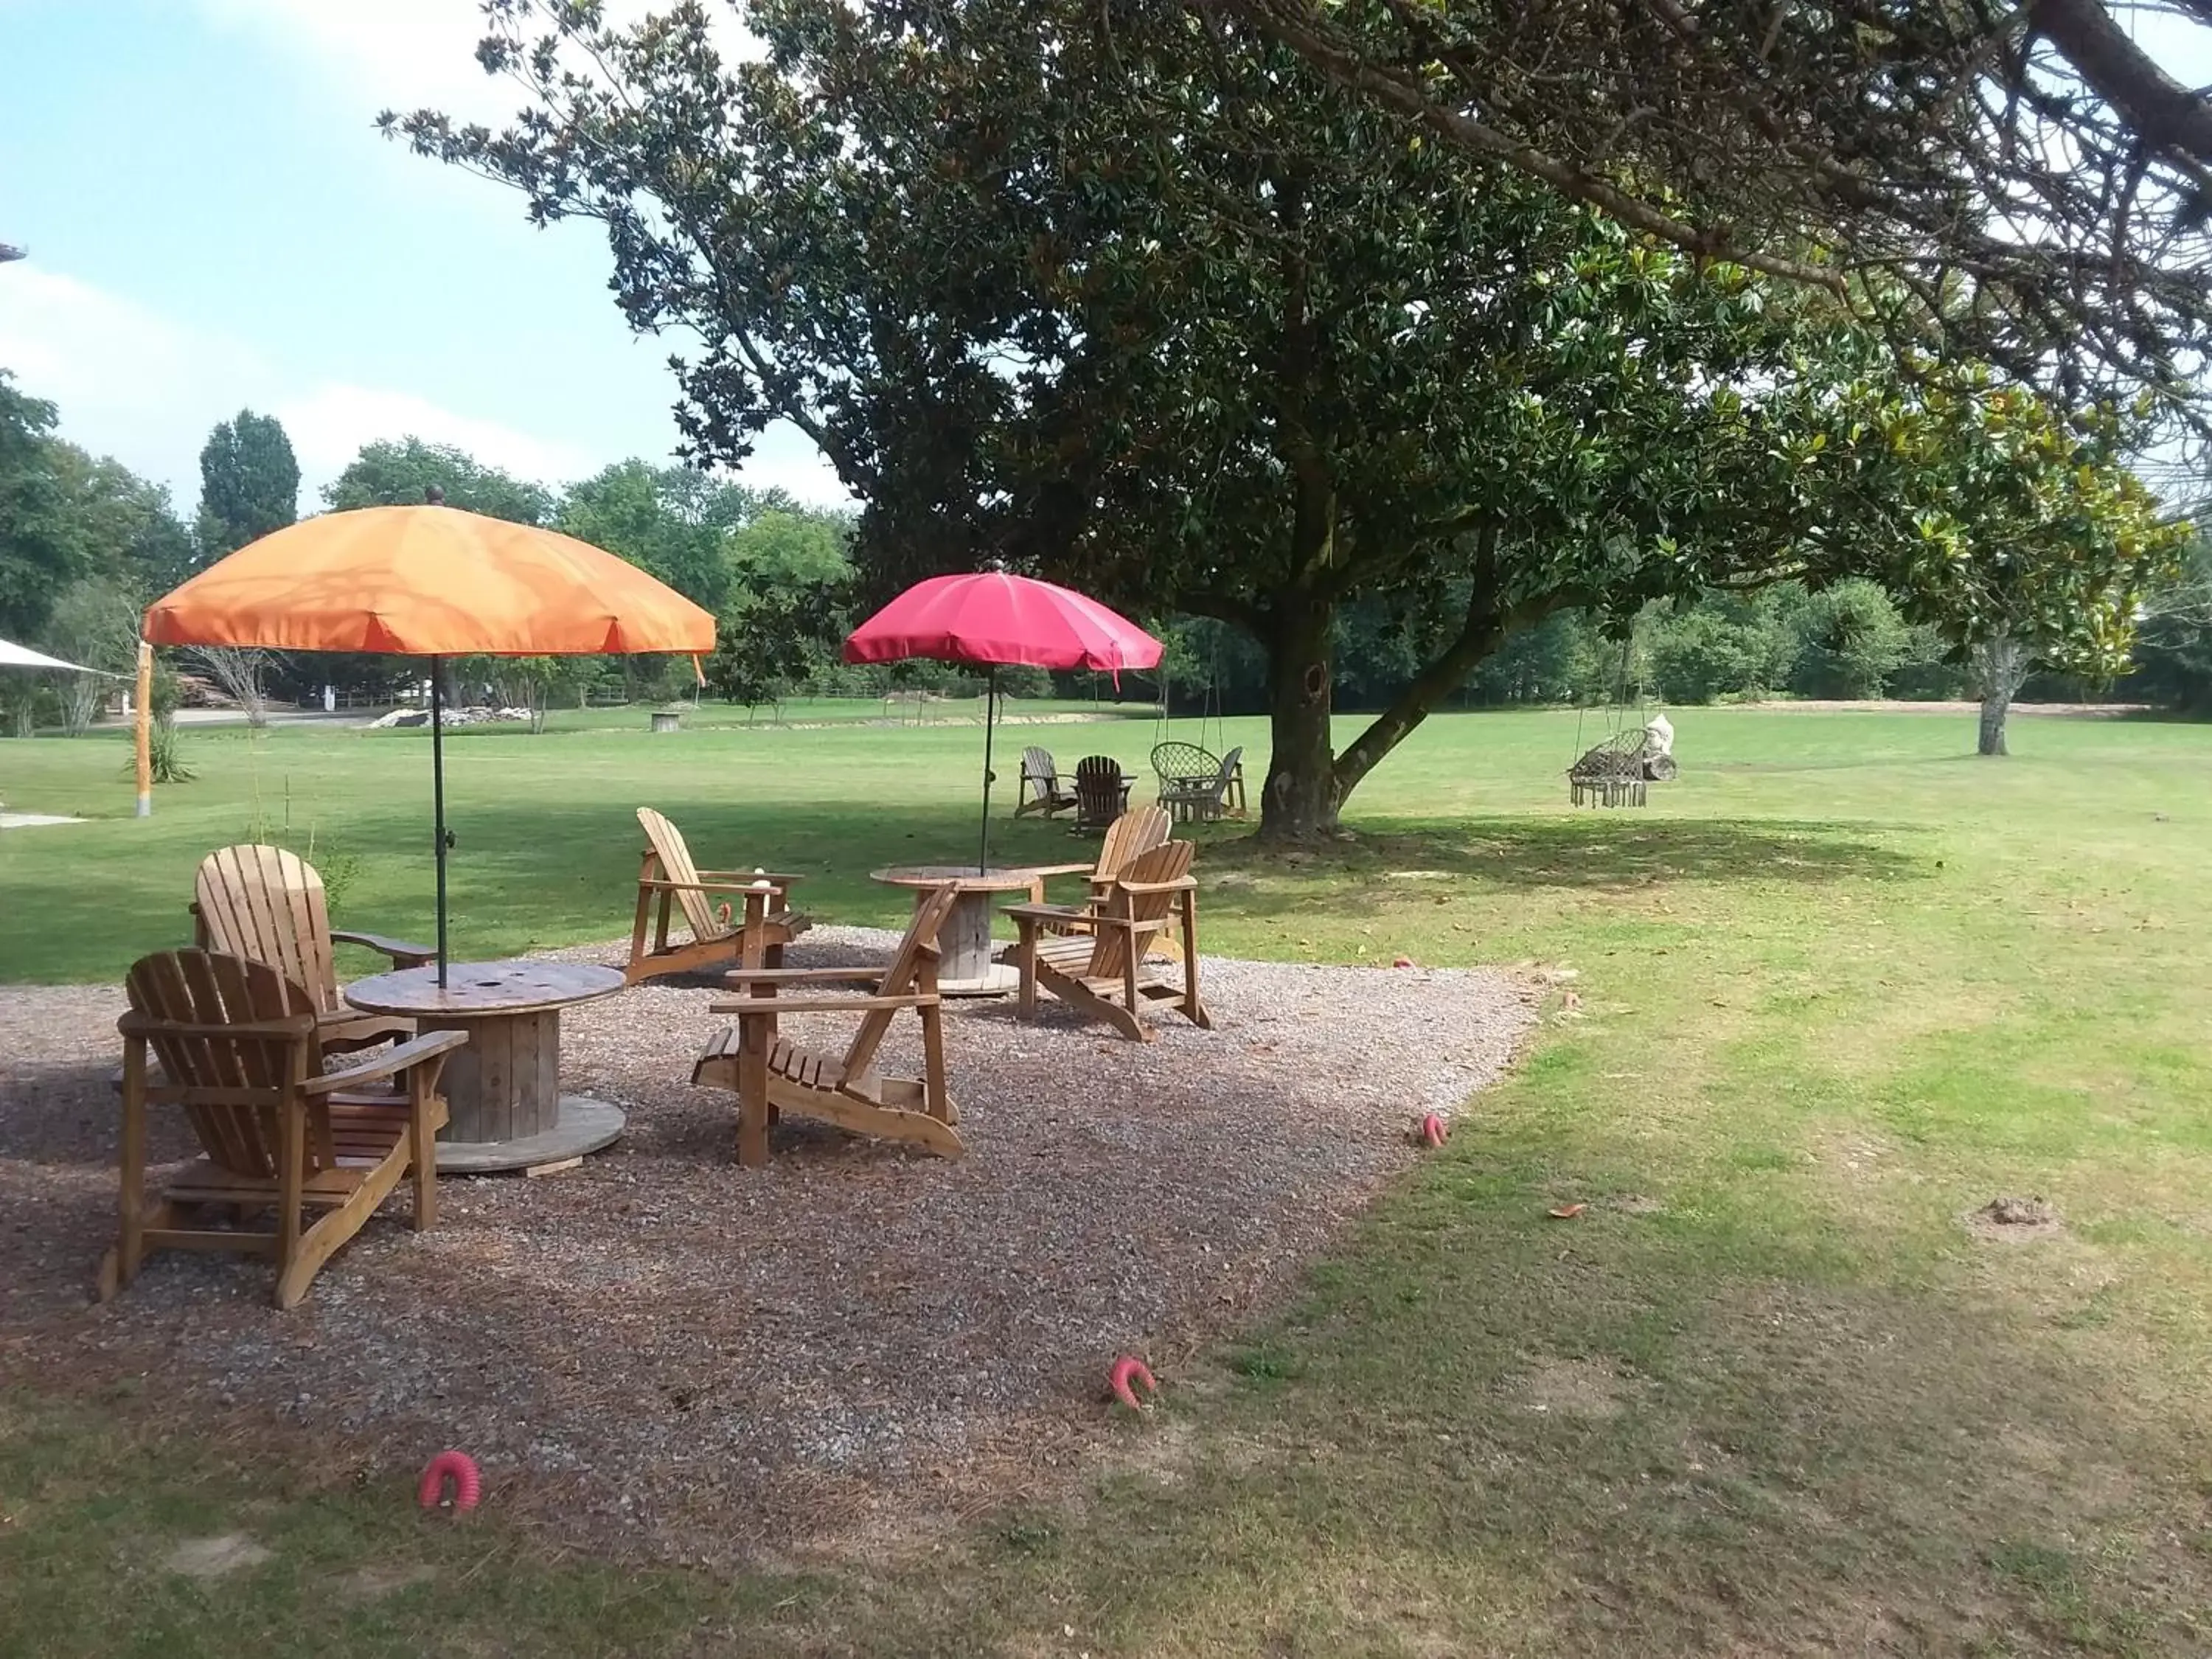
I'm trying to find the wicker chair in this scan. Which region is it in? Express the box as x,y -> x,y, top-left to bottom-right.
1152,742 -> 1243,824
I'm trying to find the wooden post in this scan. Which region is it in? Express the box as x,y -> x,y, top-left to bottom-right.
133,640 -> 153,818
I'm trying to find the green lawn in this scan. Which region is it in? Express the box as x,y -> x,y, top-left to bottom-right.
5,705 -> 2212,1655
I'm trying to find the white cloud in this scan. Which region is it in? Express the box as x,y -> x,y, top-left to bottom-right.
191,0 -> 761,125
191,0 -> 515,122
0,264 -> 723,507
276,383 -> 594,490
718,423 -> 850,506
0,265 -> 275,501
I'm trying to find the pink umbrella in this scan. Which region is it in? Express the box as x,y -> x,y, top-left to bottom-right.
845,571 -> 1163,868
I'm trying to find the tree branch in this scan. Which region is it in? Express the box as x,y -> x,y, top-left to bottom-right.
1330,528 -> 1560,797
2032,0 -> 2212,161
1178,589 -> 1267,633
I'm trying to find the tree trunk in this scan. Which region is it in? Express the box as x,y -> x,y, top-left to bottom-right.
1256,591 -> 1340,841
1973,633 -> 2029,757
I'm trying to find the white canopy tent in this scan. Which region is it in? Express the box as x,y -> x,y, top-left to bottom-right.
0,637 -> 122,675
1,635 -> 140,820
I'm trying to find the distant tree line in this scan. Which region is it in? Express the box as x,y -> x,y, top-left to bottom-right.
3,362 -> 2207,744
1158,558 -> 2212,716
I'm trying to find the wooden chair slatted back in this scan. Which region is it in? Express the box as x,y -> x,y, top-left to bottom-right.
637,807 -> 723,945
1095,807 -> 1170,883
1072,756 -> 1124,829
1020,747 -> 1059,802
1089,840 -> 1194,981
125,948 -> 322,1180
840,883 -> 958,1083
193,844 -> 340,1015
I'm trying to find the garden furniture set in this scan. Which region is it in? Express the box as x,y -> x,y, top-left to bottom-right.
96,800 -> 1215,1305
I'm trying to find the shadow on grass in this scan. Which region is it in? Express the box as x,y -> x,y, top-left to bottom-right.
1194,814 -> 1929,894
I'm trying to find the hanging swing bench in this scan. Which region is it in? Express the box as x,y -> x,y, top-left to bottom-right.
1567,636 -> 1677,807
1568,730 -> 1675,807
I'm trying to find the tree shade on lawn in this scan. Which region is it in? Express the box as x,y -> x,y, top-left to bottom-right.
844,571 -> 1162,870
142,503 -> 714,982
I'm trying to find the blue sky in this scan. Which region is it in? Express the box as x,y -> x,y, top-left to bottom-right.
0,0 -> 843,513
1,3 -> 2206,521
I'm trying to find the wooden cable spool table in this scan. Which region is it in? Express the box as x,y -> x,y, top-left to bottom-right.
343,959 -> 627,1173
869,864 -> 1089,995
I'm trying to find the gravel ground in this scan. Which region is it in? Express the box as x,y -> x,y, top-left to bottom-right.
0,931 -> 1534,1563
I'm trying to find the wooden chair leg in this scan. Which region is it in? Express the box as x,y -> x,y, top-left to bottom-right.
274,1094 -> 306,1302
627,855 -> 656,976
97,1200 -> 178,1301
1179,891 -> 1212,1028
276,1137 -> 414,1310
1014,923 -> 1039,1018
408,1072 -> 440,1232
111,1037 -> 150,1295
737,1018 -> 771,1168
920,1002 -> 952,1126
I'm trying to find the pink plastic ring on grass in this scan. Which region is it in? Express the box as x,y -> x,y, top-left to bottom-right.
1110,1356 -> 1157,1411
418,1450 -> 481,1513
1420,1113 -> 1448,1149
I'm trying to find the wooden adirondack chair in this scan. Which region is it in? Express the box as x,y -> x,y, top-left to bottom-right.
627,807 -> 812,984
1004,840 -> 1212,1041
692,884 -> 961,1166
1015,746 -> 1077,818
1092,805 -> 1171,896
191,844 -> 431,1054
1071,755 -> 1131,833
1040,806 -> 1172,941
98,949 -> 466,1310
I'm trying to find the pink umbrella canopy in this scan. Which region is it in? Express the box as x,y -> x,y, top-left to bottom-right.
845,572 -> 1163,869
844,571 -> 1162,671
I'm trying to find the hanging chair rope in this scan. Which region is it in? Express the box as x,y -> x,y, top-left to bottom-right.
1565,625 -> 1652,809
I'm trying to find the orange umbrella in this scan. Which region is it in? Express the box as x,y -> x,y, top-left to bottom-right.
144,504 -> 711,655
145,503 -> 716,981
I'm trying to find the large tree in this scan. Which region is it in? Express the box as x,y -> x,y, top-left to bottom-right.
399,1 -> 2179,835
196,409 -> 299,559
1222,0 -> 2212,425
0,372 -> 77,640
49,443 -> 196,597
325,436 -> 554,524
557,459 -> 764,611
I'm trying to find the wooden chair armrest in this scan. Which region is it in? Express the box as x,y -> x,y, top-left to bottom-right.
1110,876 -> 1200,895
328,928 -> 435,965
118,1011 -> 318,1040
1002,902 -> 1088,924
712,994 -> 933,1016
695,869 -> 808,886
637,877 -> 791,895
302,1029 -> 470,1094
720,966 -> 886,986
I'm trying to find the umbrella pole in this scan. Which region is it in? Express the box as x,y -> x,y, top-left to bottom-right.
431,654 -> 450,986
978,666 -> 998,874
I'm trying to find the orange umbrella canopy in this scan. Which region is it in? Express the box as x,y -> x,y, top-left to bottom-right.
143,505 -> 714,655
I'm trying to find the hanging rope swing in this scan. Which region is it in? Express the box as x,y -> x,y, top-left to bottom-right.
1565,633 -> 1676,807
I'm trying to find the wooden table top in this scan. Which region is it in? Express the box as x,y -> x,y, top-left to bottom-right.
344,959 -> 627,1018
869,863 -> 1092,894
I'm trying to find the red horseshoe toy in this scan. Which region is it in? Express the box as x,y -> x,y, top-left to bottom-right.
1420,1113 -> 1447,1148
1110,1355 -> 1157,1411
418,1450 -> 481,1513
